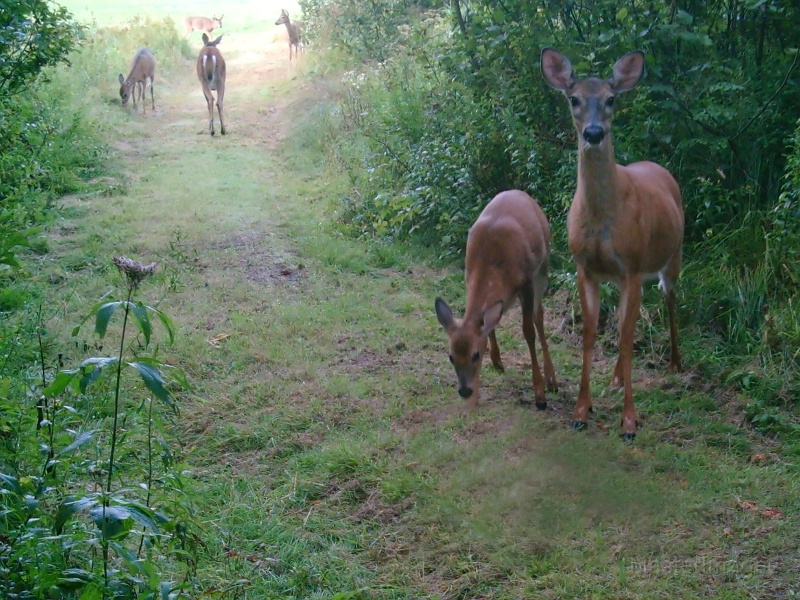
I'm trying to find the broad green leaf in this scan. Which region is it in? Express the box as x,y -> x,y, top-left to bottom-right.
89,505 -> 134,540
676,9 -> 694,26
57,431 -> 95,456
94,301 -> 123,338
54,495 -> 99,534
129,361 -> 174,406
0,473 -> 21,493
43,369 -> 80,398
151,306 -> 176,345
616,7 -> 628,20
117,499 -> 162,532
77,583 -> 104,600
130,301 -> 152,346
160,581 -> 173,600
77,357 -> 118,393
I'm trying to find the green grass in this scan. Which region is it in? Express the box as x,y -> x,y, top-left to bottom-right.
18,2 -> 800,597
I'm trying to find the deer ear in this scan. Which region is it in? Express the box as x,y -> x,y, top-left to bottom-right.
435,298 -> 455,330
118,74 -> 124,84
481,301 -> 504,335
541,48 -> 575,91
610,51 -> 645,93
202,33 -> 210,45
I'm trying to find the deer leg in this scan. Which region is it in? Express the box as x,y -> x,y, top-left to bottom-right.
150,77 -> 155,112
661,252 -> 682,372
204,90 -> 215,135
488,330 -> 504,372
533,271 -> 557,392
618,275 -> 643,439
522,290 -> 547,410
216,84 -> 225,135
666,287 -> 681,371
574,268 -> 599,430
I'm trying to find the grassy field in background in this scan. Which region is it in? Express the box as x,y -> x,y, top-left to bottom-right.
36,1 -> 800,597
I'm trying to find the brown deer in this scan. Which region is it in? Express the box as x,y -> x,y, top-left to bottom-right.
541,48 -> 684,440
274,9 -> 303,61
435,190 -> 558,409
118,48 -> 155,114
196,34 -> 226,136
184,14 -> 223,35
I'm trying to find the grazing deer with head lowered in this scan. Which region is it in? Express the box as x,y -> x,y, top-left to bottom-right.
541,48 -> 684,440
275,9 -> 303,61
435,190 -> 558,409
184,14 -> 223,35
197,33 -> 226,136
118,48 -> 155,114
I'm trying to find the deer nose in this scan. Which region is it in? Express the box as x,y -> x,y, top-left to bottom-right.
583,126 -> 605,145
458,386 -> 474,399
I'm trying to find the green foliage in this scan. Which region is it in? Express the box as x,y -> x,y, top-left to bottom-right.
0,262 -> 198,599
0,0 -> 81,96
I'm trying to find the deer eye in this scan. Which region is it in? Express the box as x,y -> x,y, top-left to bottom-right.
471,351 -> 481,363
448,354 -> 454,364
606,96 -> 615,107
569,96 -> 580,108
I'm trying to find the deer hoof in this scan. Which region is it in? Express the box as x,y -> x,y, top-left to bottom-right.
535,401 -> 547,411
572,420 -> 588,432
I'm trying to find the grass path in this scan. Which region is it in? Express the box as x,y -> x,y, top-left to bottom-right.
44,17 -> 799,599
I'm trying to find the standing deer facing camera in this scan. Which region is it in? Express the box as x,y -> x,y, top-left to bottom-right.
435,190 -> 558,409
541,48 -> 684,440
275,9 -> 303,61
118,48 -> 155,114
197,33 -> 226,136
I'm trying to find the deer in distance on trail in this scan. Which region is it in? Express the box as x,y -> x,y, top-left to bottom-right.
275,9 -> 304,62
435,190 -> 558,410
185,15 -> 223,35
541,48 -> 684,440
118,48 -> 155,114
196,33 -> 226,136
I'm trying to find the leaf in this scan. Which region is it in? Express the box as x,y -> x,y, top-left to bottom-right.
56,431 -> 95,456
77,357 -> 118,393
0,472 -> 21,494
117,500 -> 163,532
130,301 -> 152,346
160,581 -> 173,600
89,505 -> 134,540
94,301 -> 123,338
152,307 -> 176,345
43,369 -> 80,398
616,7 -> 628,20
54,495 -> 99,534
129,361 -> 174,407
77,583 -> 104,600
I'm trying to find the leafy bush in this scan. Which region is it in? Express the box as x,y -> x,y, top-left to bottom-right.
0,259 -> 199,599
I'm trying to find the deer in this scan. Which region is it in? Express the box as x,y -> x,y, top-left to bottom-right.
118,48 -> 155,115
196,33 -> 226,136
274,9 -> 303,61
184,14 -> 223,35
435,190 -> 558,410
541,48 -> 684,440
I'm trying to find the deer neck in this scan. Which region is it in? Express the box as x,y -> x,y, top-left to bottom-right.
463,266 -> 505,325
576,136 -> 621,221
